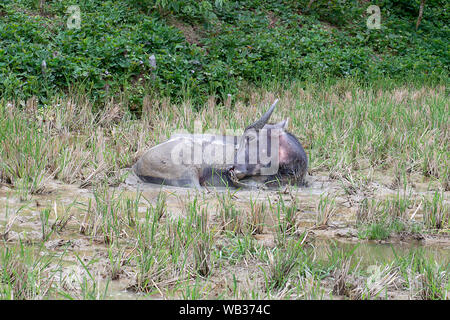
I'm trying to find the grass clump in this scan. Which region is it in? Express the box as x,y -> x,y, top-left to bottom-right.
217,192 -> 246,234
0,243 -> 56,299
356,196 -> 423,240
315,193 -> 336,228
0,105 -> 49,199
130,205 -> 169,294
274,194 -> 299,239
247,198 -> 266,235
265,238 -> 305,291
393,249 -> 449,300
422,192 -> 449,231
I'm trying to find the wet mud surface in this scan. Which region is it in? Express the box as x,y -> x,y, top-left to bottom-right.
0,170 -> 448,299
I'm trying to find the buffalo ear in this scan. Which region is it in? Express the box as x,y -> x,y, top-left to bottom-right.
278,118 -> 289,129
265,118 -> 289,130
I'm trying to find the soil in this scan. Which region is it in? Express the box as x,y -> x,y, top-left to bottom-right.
0,169 -> 448,299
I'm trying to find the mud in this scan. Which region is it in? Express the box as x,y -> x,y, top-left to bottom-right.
0,169 -> 448,299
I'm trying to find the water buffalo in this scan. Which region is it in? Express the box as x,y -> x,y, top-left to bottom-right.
133,100 -> 308,189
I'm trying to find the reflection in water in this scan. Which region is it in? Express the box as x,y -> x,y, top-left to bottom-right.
310,239 -> 450,267
102,239 -> 450,299
1,176 -> 448,300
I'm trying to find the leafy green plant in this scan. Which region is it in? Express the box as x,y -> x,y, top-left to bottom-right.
0,0 -> 447,109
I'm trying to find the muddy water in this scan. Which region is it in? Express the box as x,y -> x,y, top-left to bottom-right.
312,239 -> 450,267
0,171 -> 449,299
103,240 -> 449,299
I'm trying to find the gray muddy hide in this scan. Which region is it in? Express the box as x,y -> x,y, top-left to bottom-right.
133,133 -> 242,188
133,100 -> 308,189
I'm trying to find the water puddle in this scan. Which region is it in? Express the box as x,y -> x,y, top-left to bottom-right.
0,171 -> 448,299
311,238 -> 449,267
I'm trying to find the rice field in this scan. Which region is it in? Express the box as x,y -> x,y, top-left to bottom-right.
0,81 -> 448,299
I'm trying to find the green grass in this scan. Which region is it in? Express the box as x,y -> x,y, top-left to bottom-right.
358,222 -> 393,241
0,0 -> 448,107
393,248 -> 449,300
1,79 -> 447,205
274,193 -> 299,239
1,191 -> 448,300
0,76 -> 448,300
0,242 -> 58,299
217,192 -> 245,234
423,192 -> 449,231
356,195 -> 425,240
265,237 -> 305,290
0,107 -> 48,199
